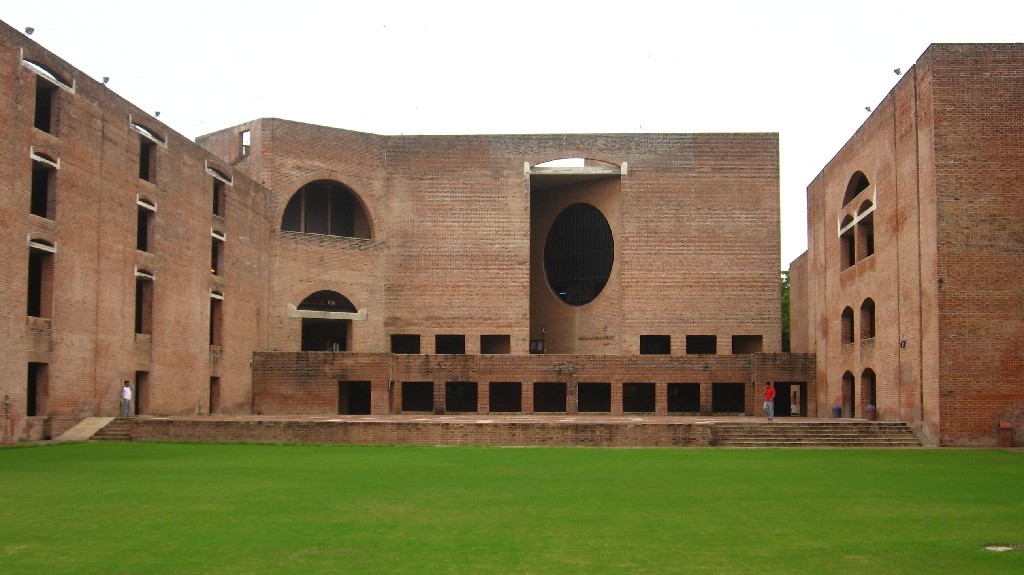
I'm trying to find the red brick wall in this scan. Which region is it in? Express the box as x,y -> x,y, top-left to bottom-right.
0,21 -> 271,440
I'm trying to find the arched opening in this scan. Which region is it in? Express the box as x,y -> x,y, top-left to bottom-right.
841,307 -> 855,344
843,171 -> 870,206
861,369 -> 877,417
281,180 -> 371,239
860,298 -> 876,340
543,203 -> 614,306
840,214 -> 855,270
841,371 -> 855,418
857,201 -> 874,260
298,290 -> 356,351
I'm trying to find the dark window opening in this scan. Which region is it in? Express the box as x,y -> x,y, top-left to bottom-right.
841,307 -> 855,344
391,334 -> 421,354
843,171 -> 870,206
480,334 -> 511,354
339,381 -> 371,415
301,318 -> 348,351
209,377 -> 220,415
711,383 -> 745,413
298,290 -> 357,313
489,382 -> 522,412
209,296 -> 223,347
446,382 -> 478,413
534,382 -> 567,413
544,203 -> 614,306
435,335 -> 465,355
732,335 -> 763,354
280,180 -> 371,238
840,219 -> 855,270
28,247 -> 53,318
529,339 -> 545,354
34,77 -> 56,133
860,299 -> 875,340
211,237 -> 223,275
857,211 -> 874,260
640,335 -> 671,354
686,335 -> 717,355
137,205 -> 153,252
578,382 -> 611,413
139,138 -> 156,182
135,276 -> 153,334
27,363 -> 48,417
668,383 -> 700,414
401,381 -> 433,412
31,160 -> 55,219
623,383 -> 655,413
213,179 -> 226,217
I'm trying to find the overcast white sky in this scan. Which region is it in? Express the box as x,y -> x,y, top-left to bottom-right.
2,1 -> 1020,267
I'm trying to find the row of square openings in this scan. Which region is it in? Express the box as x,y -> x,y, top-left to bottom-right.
333,382 -> 753,415
839,172 -> 875,270
840,299 -> 875,345
390,335 -> 765,355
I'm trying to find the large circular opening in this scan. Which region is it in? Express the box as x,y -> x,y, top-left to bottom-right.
543,203 -> 614,306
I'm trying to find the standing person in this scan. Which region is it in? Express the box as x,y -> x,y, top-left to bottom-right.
764,382 -> 776,421
120,380 -> 132,417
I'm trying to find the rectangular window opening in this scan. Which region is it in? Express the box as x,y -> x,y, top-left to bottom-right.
209,297 -> 223,347
623,383 -> 656,413
139,138 -> 156,182
445,382 -> 478,413
209,377 -> 220,415
731,335 -> 763,354
240,130 -> 251,157
27,248 -> 53,318
667,383 -> 701,414
137,205 -> 154,252
435,334 -> 465,355
391,334 -> 421,354
685,335 -> 717,355
31,161 -> 55,219
480,334 -> 511,354
488,382 -> 522,413
27,363 -> 48,417
339,381 -> 372,415
34,77 -> 57,133
400,381 -> 433,412
640,335 -> 671,354
211,237 -> 224,275
135,277 -> 153,334
213,179 -> 226,217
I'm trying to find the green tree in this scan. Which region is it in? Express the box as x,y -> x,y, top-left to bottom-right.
781,270 -> 791,352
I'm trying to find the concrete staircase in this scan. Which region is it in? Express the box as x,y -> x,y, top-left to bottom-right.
711,421 -> 920,448
54,417 -> 116,442
90,418 -> 134,441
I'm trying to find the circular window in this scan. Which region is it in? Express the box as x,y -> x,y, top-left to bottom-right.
544,203 -> 614,306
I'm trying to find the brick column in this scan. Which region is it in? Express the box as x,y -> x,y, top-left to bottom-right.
478,381 -> 489,415
700,382 -> 713,416
611,382 -> 623,415
433,381 -> 445,415
655,382 -> 668,415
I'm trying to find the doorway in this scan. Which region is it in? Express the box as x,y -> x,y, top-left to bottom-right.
339,381 -> 371,414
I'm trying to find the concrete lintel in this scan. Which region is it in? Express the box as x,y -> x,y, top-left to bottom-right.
527,166 -> 621,176
287,304 -> 367,321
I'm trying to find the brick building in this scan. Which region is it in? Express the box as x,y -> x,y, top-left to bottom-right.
790,44 -> 1024,446
1,19 -> 809,442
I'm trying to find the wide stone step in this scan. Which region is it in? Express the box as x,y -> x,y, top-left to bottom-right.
92,418 -> 133,441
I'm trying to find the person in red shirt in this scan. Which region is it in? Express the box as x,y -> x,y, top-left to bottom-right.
764,382 -> 776,421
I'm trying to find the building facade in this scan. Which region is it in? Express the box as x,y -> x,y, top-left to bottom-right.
1,20 -> 807,442
791,44 -> 1024,446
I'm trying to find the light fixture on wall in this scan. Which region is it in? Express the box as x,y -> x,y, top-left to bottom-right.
900,336 -> 907,349
25,27 -> 34,35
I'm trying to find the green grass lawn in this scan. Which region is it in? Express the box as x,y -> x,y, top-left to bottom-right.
1,443 -> 1022,574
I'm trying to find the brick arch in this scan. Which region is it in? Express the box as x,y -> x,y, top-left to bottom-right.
279,178 -> 375,239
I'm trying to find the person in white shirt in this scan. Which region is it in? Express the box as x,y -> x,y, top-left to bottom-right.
120,381 -> 132,417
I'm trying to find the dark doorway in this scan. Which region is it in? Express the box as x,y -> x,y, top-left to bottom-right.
27,362 -> 47,417
841,372 -> 855,418
339,381 -> 371,415
534,382 -> 567,413
446,382 -> 478,413
711,383 -> 745,414
209,377 -> 220,414
578,383 -> 611,413
623,383 -> 656,413
135,371 -> 148,416
772,382 -> 807,417
489,382 -> 522,412
401,382 -> 433,412
668,383 -> 700,414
